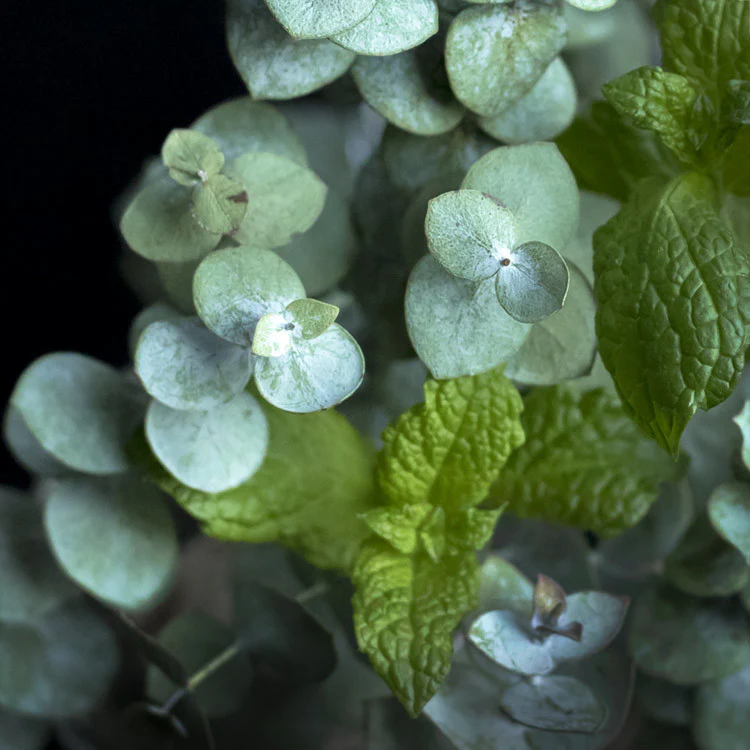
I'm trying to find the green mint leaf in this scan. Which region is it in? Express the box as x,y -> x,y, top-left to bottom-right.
446,506 -> 504,551
722,125 -> 750,196
595,172 -> 750,456
131,395 -> 376,572
377,366 -> 525,512
602,66 -> 701,163
351,539 -> 478,716
363,503 -> 433,555
191,174 -> 249,235
653,0 -> 750,104
724,79 -> 750,125
161,129 -> 225,186
556,101 -> 680,202
492,385 -> 681,536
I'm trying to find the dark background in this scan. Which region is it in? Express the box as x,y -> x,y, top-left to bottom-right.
2,0 -> 245,488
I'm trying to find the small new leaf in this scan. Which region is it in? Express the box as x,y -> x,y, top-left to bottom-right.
192,174 -> 249,235
531,575 -> 583,642
286,298 -> 339,339
377,366 -> 525,512
162,129 -> 225,186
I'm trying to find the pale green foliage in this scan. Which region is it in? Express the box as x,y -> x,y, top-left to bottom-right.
265,0 -> 378,39
191,174 -> 248,234
695,664 -> 750,750
708,482 -> 750,564
286,298 -> 339,339
161,129 -> 225,185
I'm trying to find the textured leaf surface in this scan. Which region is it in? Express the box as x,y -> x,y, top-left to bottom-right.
493,385 -> 680,536
136,396 -> 375,571
161,129 -> 224,185
377,366 -> 524,511
265,0 -> 377,38
595,172 -> 750,456
351,539 -> 478,716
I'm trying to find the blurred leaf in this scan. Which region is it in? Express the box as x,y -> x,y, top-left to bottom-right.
695,663 -> 750,750
707,481 -> 750,563
635,672 -> 692,726
0,709 -> 49,750
477,555 -> 534,617
364,697 -> 443,750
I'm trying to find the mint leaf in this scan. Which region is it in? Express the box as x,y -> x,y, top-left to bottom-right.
351,539 -> 478,716
376,367 -> 525,512
722,125 -> 750,196
131,395 -> 376,572
603,66 -> 700,162
595,172 -> 750,456
556,101 -> 680,202
492,386 -> 680,536
446,507 -> 504,551
653,0 -> 750,104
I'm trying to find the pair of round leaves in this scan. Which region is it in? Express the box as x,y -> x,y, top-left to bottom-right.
425,188 -> 571,324
192,245 -> 365,414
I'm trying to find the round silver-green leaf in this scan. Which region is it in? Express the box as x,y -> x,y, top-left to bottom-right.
463,142 -> 580,250
157,259 -> 200,314
44,475 -> 179,611
161,129 -> 225,186
478,555 -> 534,617
332,0 -> 439,56
10,353 -> 146,475
478,57 -> 577,144
567,0 -> 617,10
445,2 -> 567,117
425,189 -> 518,282
254,323 -> 365,413
2,407 -> 69,477
191,174 -> 248,235
708,482 -> 750,564
352,51 -> 465,136
135,317 -> 253,411
145,391 -> 269,493
405,255 -> 531,379
193,245 -> 306,346
265,0 -> 378,38
227,0 -> 356,100
504,263 -> 596,386
127,303 -> 184,360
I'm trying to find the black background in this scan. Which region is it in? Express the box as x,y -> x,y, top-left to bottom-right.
2,0 -> 245,488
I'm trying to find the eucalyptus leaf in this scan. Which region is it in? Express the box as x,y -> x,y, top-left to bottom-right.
147,613 -> 252,718
265,0 -> 377,38
2,406 -> 69,477
135,317 -> 254,411
629,583 -> 750,685
252,312 -> 294,358
445,2 -> 567,116
494,240 -> 570,323
193,245 -> 306,347
254,323 -> 365,412
145,391 -> 269,493
226,151 -> 327,249
161,129 -> 224,186
331,0 -> 439,56
127,303 -> 184,360
120,177 -> 219,263
0,487 -> 77,624
191,174 -> 248,235
504,263 -> 596,386
635,673 -> 692,727
405,255 -> 531,379
707,482 -> 750,563
286,298 -> 339,339
695,664 -> 750,750
44,475 -> 178,611
227,0 -> 356,100
157,260 -> 199,314
478,555 -> 534,617
563,3 -> 618,49
352,51 -> 465,136
10,353 -> 146,475
479,57 -> 577,144
0,600 -> 119,717
425,188 -> 518,282
499,675 -> 607,733
462,143 -> 580,250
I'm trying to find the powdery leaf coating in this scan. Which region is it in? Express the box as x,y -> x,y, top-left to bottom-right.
0,488 -> 76,624
135,399 -> 376,571
499,675 -> 607,733
254,323 -> 365,413
193,245 -> 306,347
0,600 -> 119,718
127,303 -> 184,360
44,475 -> 178,611
445,2 -> 567,117
351,539 -> 479,716
708,481 -> 750,564
602,66 -> 699,161
405,255 -> 531,380
191,96 -> 308,167
135,317 -> 254,411
145,391 -> 269,494
352,52 -> 465,136
227,151 -> 327,249
146,613 -> 253,718
494,385 -> 679,536
629,584 -> 750,684
695,664 -> 750,750
265,0 -> 377,38
2,407 -> 69,477
377,365 -> 524,512
479,57 -> 577,144
653,0 -> 750,103
10,353 -> 146,476
567,0 -> 618,9
252,312 -> 294,358
191,174 -> 248,235
120,177 -> 219,263
594,173 -> 750,457
495,241 -> 570,324
425,189 -> 518,281
463,143 -> 580,250
331,0 -> 439,56
227,0 -> 355,100
504,263 -> 596,386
